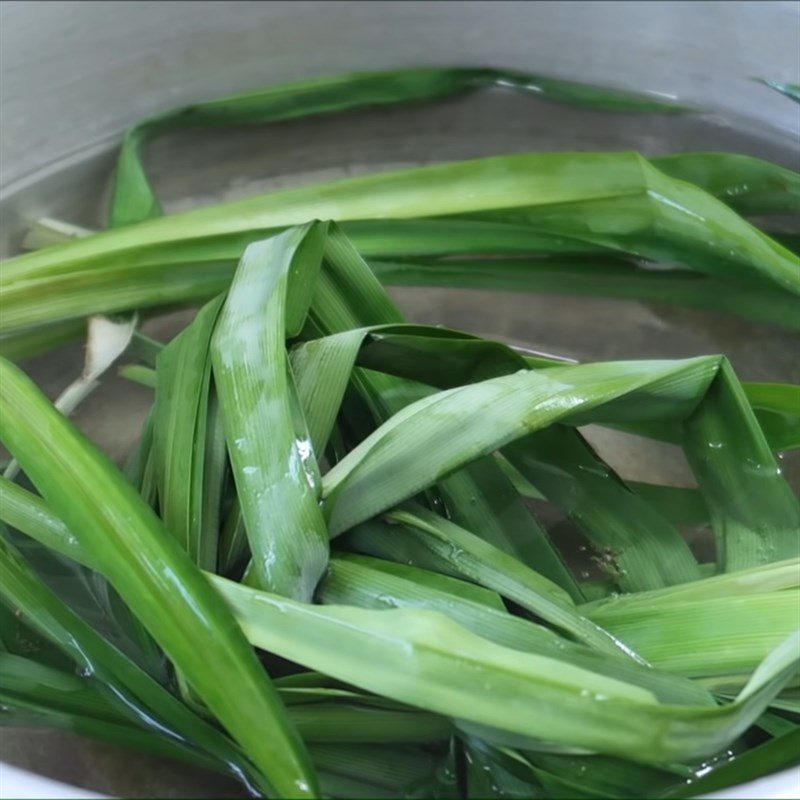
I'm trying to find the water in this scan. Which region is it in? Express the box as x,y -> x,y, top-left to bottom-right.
1,90 -> 798,798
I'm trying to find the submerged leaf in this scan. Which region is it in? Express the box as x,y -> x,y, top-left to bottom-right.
755,78 -> 800,104
0,357 -> 318,797
109,66 -> 689,227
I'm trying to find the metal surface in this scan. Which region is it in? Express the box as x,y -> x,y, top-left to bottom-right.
1,2 -> 799,798
2,0 -> 800,187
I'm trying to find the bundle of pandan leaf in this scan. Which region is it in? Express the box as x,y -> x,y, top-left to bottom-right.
1,68 -> 798,799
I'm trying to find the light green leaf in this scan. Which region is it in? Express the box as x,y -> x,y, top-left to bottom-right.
212,223 -> 329,599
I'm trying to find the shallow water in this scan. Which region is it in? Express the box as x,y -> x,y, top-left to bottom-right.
1,90 -> 798,797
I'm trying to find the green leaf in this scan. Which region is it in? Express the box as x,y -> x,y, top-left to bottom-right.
325,346 -> 798,574
320,357 -> 720,535
290,320 -> 579,597
665,728 -> 800,797
1,701 -> 223,773
5,65 -> 799,797
682,359 -> 800,571
212,223 -> 329,599
0,258 -> 235,333
0,319 -> 87,361
652,152 -> 800,215
437,457 -> 581,598
322,552 -> 507,611
118,363 -> 157,388
288,702 -> 450,744
319,553 -> 713,707
755,710 -> 798,738
0,533 -> 263,788
581,557 -> 799,608
754,78 -> 800,104
0,468 -> 796,758
743,382 -> 800,452
217,498 -> 248,578
462,739 -> 544,799
503,426 -> 701,591
338,517 -> 478,581
5,152 -> 797,341
127,330 -> 165,367
370,256 -> 800,330
214,573 -> 800,764
2,481 -> 164,681
306,227 -> 580,597
0,357 -> 318,797
22,218 -> 93,250
499,458 -> 711,528
466,157 -> 800,295
0,478 -> 87,566
350,327 -> 800,454
0,652 -> 122,723
586,590 -> 800,680
153,295 -> 225,569
521,748 -> 686,800
310,744 -> 439,798
383,504 -> 633,657
109,66 -> 689,227
3,674 -> 444,793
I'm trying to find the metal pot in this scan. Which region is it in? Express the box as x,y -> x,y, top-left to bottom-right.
1,2 -> 798,797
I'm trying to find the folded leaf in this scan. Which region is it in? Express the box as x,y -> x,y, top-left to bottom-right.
109,66 -> 689,227
215,573 -> 800,764
212,223 -> 329,599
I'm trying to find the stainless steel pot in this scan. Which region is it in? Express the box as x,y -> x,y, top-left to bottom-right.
1,2 -> 798,798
